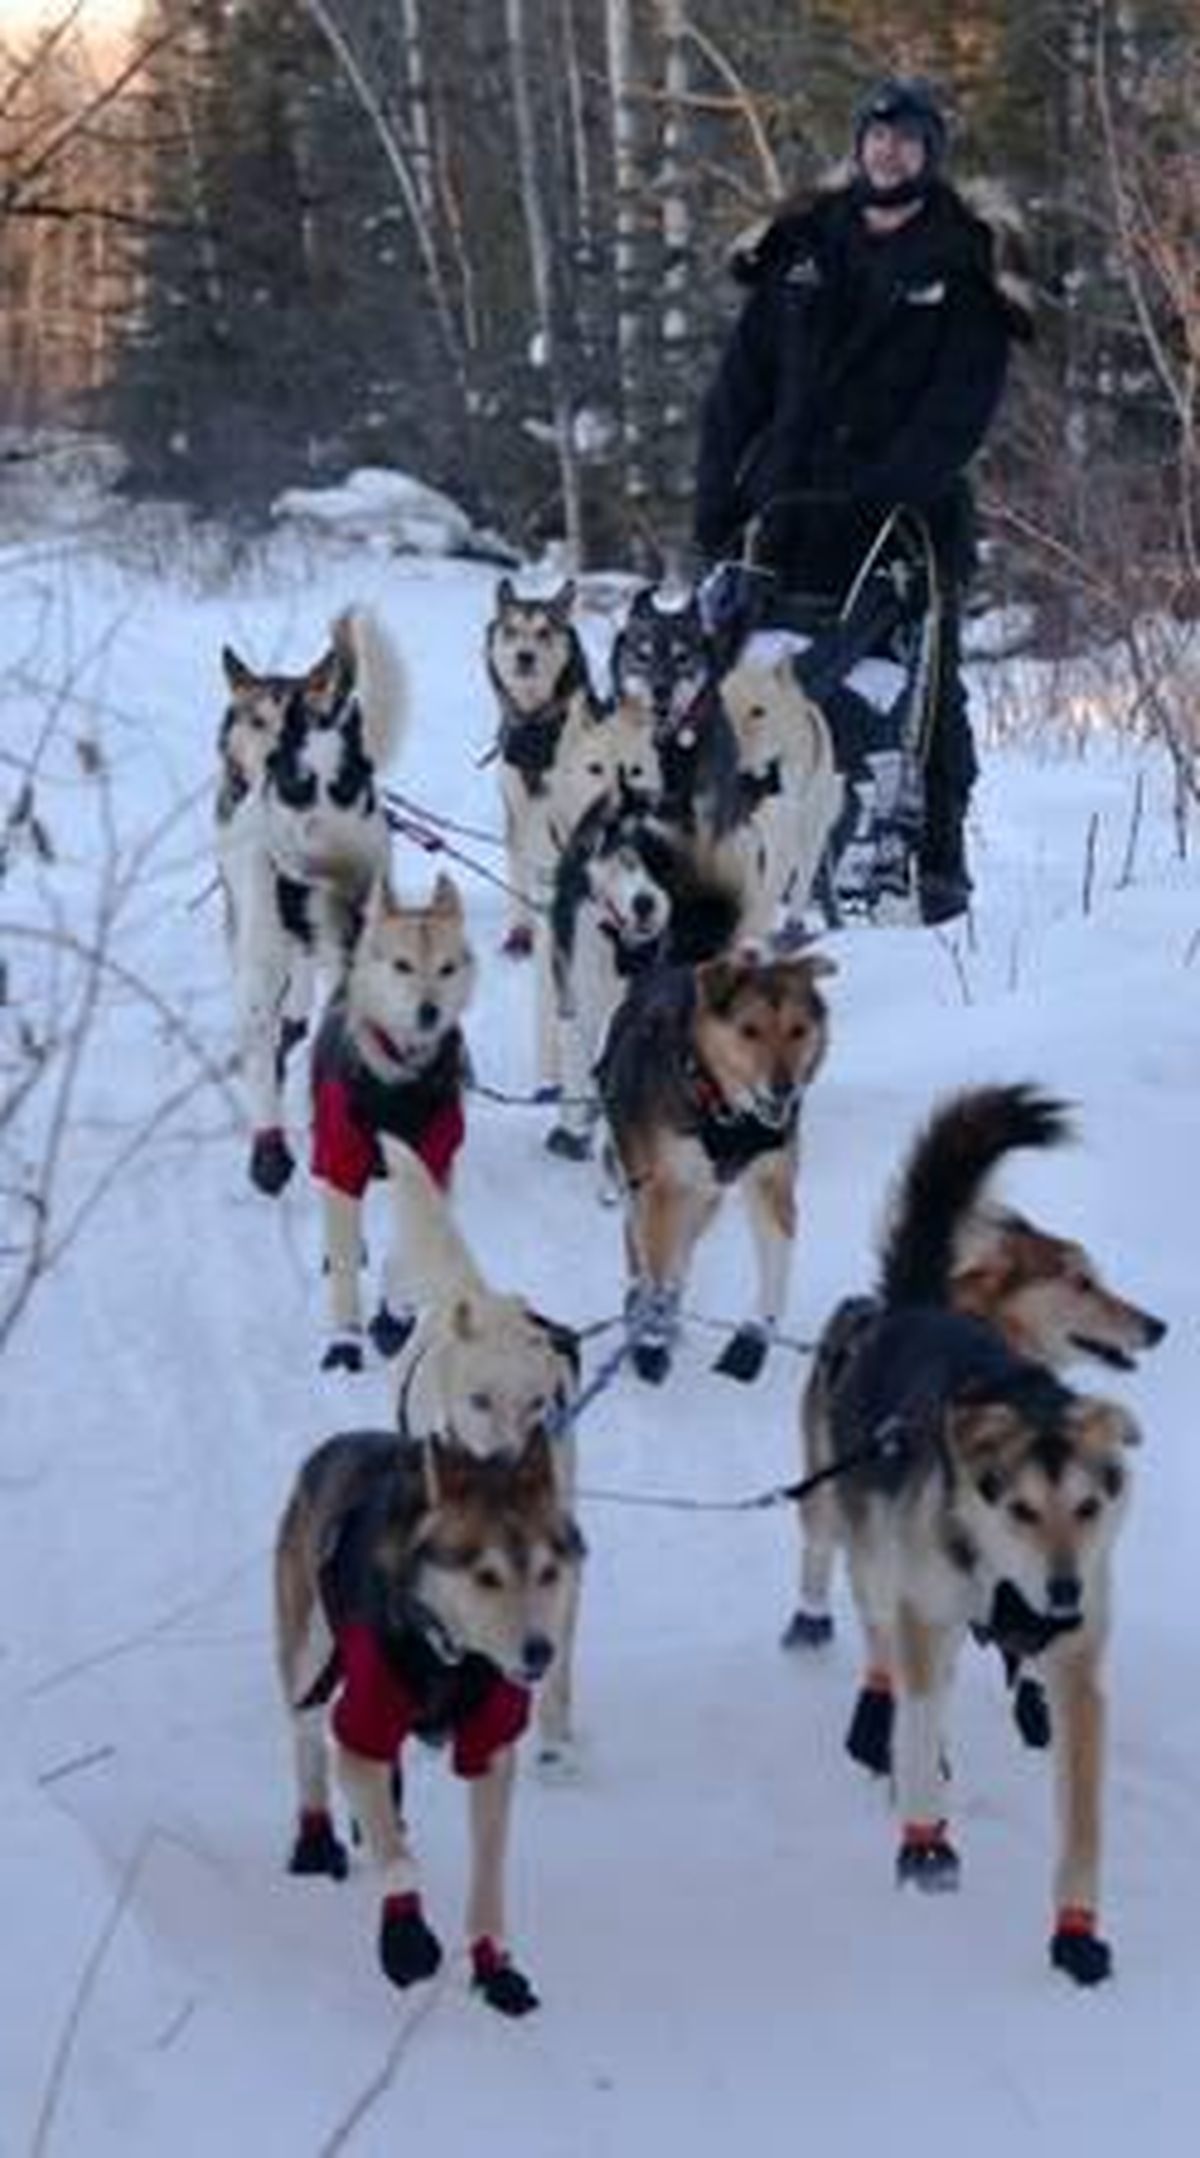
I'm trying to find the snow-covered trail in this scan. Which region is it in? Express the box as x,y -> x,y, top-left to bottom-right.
2,550 -> 1197,2156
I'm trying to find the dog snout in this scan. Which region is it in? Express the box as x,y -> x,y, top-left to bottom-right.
1140,1310 -> 1168,1347
1047,1572 -> 1082,1614
417,1000 -> 441,1032
632,889 -> 657,923
520,1633 -> 555,1682
514,648 -> 537,674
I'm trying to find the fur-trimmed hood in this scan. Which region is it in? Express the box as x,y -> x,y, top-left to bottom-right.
726,172 -> 1035,342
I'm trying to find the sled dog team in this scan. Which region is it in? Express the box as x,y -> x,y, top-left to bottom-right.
215,582 -> 1165,2017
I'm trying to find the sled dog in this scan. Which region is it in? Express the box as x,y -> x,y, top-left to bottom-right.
719,646 -> 843,939
274,1417 -> 584,2016
484,577 -> 597,957
311,873 -> 475,1372
786,1086 -> 1166,1759
610,584 -> 743,839
793,1083 -> 1153,1986
545,790 -> 742,1159
216,609 -> 407,1195
378,1139 -> 586,1769
598,949 -> 834,1385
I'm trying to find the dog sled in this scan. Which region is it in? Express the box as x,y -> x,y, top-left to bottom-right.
700,504 -> 948,925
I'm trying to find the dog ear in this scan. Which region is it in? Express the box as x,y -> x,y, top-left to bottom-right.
796,949 -> 838,980
696,955 -> 749,1013
304,644 -> 342,704
512,1425 -> 556,1494
222,645 -> 255,691
424,1436 -> 477,1507
430,872 -> 463,919
1077,1399 -> 1143,1453
549,578 -> 577,620
495,575 -> 516,610
628,585 -> 656,620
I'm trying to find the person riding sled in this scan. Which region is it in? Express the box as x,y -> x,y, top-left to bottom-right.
692,76 -> 1034,924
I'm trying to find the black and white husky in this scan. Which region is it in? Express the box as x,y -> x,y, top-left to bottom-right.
545,790 -> 742,1160
215,609 -> 407,1195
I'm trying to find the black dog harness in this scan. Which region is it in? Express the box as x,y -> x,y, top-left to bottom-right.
684,1058 -> 799,1183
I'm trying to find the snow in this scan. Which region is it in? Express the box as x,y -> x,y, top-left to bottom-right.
271,466 -> 501,560
1,533 -> 1198,2156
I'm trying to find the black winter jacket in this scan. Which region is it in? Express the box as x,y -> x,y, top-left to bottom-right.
693,178 -> 1033,590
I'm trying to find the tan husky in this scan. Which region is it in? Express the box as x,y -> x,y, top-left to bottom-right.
598,950 -> 835,1385
793,1085 -> 1154,1985
275,1418 -> 584,2015
310,874 -> 476,1371
719,646 -> 843,939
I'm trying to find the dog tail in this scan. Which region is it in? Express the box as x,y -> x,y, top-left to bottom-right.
333,607 -> 410,769
879,1083 -> 1074,1311
380,1137 -> 488,1305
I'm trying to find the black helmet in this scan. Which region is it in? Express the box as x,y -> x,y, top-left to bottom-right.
853,77 -> 947,172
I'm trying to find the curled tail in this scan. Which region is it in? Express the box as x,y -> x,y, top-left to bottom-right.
379,1137 -> 488,1307
879,1083 -> 1073,1311
332,607 -> 410,770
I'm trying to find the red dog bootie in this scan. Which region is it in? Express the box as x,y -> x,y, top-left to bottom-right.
1050,1905 -> 1113,1986
471,1936 -> 539,2017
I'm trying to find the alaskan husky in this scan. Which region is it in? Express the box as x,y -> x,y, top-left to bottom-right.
719,646 -> 843,940
786,1086 -> 1165,1760
216,609 -> 407,1194
610,585 -> 743,839
598,950 -> 835,1384
794,1084 -> 1152,1985
545,791 -> 742,1160
484,577 -> 597,957
275,1416 -> 583,2015
311,873 -> 476,1372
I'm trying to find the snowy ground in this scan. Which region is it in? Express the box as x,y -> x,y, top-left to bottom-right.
1,535 -> 1197,2157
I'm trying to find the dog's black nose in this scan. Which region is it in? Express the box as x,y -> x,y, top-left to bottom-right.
1142,1312 -> 1168,1346
515,649 -> 536,673
1047,1574 -> 1081,1613
632,890 -> 656,921
521,1634 -> 555,1682
417,1000 -> 441,1031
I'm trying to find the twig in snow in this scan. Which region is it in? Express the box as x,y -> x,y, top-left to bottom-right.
315,1966 -> 454,2156
1116,770 -> 1146,890
1081,810 -> 1100,916
29,1830 -> 156,2158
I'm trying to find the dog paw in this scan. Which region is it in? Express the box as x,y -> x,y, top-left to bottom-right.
1013,1674 -> 1052,1750
631,1339 -> 672,1384
321,1332 -> 364,1374
780,1607 -> 835,1651
378,1894 -> 443,1989
845,1684 -> 894,1775
287,1811 -> 348,1880
713,1324 -> 770,1382
249,1128 -> 295,1196
895,1827 -> 961,1893
471,1938 -> 539,2017
500,923 -> 535,959
1050,1916 -> 1112,1987
368,1303 -> 416,1361
545,1124 -> 590,1160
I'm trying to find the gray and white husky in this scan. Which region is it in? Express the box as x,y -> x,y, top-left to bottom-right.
215,608 -> 407,1194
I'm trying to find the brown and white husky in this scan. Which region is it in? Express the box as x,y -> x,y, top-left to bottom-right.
793,1084 -> 1160,1986
310,873 -> 476,1372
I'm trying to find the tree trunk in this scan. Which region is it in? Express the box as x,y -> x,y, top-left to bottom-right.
505,0 -> 583,564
